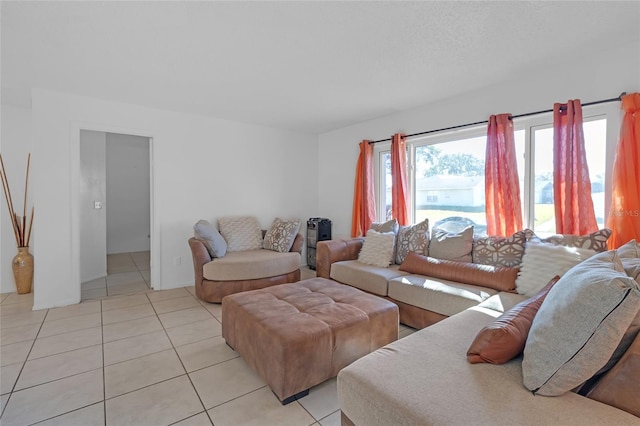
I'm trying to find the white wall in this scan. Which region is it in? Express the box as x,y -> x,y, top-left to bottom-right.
79,130 -> 107,282
318,41 -> 640,239
106,133 -> 150,254
29,90 -> 318,309
0,105 -> 33,294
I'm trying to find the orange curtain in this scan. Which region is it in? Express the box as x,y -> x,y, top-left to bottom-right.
553,99 -> 598,235
391,133 -> 409,226
351,140 -> 377,237
607,92 -> 640,248
485,113 -> 523,236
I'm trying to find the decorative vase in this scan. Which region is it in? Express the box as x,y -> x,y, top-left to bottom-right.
12,247 -> 33,294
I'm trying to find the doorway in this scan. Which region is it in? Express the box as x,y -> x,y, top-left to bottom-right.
79,130 -> 152,300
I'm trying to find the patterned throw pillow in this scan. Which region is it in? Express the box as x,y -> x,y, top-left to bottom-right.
263,218 -> 301,253
538,228 -> 612,253
358,230 -> 396,267
218,216 -> 263,252
473,229 -> 534,268
395,219 -> 429,265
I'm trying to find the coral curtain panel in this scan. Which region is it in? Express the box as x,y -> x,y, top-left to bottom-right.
607,92 -> 640,248
391,133 -> 409,226
485,114 -> 523,236
351,140 -> 377,237
553,99 -> 598,235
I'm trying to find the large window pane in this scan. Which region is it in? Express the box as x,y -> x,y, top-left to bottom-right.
414,136 -> 487,236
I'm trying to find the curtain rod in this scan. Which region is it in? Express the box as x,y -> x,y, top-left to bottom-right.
369,92 -> 626,144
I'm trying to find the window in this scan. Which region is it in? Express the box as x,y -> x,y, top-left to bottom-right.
374,106 -> 616,236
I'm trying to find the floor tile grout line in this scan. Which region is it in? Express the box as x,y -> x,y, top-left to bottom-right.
25,341 -> 103,363
0,307 -> 49,420
101,297 -> 107,426
29,402 -> 104,426
167,410 -> 211,426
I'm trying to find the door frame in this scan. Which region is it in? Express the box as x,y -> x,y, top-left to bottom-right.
70,122 -> 158,300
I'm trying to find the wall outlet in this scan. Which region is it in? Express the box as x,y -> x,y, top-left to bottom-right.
94,201 -> 102,209
173,256 -> 182,266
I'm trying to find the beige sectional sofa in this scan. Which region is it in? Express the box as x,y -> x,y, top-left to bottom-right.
338,292 -> 640,425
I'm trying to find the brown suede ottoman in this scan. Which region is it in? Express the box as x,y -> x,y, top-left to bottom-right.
221,277 -> 399,404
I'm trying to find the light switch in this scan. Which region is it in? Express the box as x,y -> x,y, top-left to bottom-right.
94,201 -> 102,209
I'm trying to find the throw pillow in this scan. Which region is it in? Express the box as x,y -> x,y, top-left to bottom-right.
369,219 -> 399,234
467,276 -> 560,364
263,217 -> 301,253
522,250 -> 640,396
428,225 -> 473,262
218,216 -> 263,252
193,219 -> 227,258
618,239 -> 640,281
395,219 -> 430,265
515,240 -> 595,297
358,230 -> 396,268
585,332 -> 640,417
399,252 -> 518,292
536,228 -> 612,253
472,229 -> 534,268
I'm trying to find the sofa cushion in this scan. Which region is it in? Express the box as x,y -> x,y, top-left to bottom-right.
330,260 -> 408,296
472,229 -> 533,267
467,276 -> 560,365
585,332 -> 640,417
399,252 -> 518,293
202,249 -> 300,281
388,275 -> 497,317
535,228 -> 612,253
618,239 -> 640,280
218,216 -> 263,252
395,219 -> 430,265
429,226 -> 473,262
263,217 -> 301,253
358,230 -> 396,267
515,240 -> 595,297
522,250 -> 640,396
193,219 -> 227,258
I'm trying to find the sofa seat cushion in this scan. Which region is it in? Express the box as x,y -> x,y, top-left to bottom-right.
330,261 -> 409,296
388,275 -> 498,317
338,307 -> 640,426
203,249 -> 300,281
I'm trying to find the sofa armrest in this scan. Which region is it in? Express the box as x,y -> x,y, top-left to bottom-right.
188,237 -> 212,284
290,233 -> 304,254
316,238 -> 364,279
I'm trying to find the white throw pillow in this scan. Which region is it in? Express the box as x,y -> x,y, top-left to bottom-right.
218,216 -> 263,252
516,241 -> 595,297
358,230 -> 396,268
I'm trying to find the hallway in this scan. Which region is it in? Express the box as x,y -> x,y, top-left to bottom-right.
81,252 -> 151,300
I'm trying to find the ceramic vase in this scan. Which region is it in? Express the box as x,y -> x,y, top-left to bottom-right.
12,247 -> 33,294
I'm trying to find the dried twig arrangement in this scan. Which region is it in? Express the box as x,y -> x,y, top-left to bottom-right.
0,153 -> 34,247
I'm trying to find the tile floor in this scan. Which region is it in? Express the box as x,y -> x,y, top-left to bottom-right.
82,251 -> 152,301
1,265 -> 416,426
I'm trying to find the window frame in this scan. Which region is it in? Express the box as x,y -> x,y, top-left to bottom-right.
373,102 -> 621,232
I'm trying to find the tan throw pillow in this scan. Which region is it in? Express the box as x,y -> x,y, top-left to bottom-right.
358,230 -> 396,267
618,239 -> 640,281
515,240 -> 595,297
263,218 -> 301,253
473,229 -> 534,267
585,332 -> 640,417
537,228 -> 612,253
522,250 -> 640,396
218,216 -> 263,252
467,276 -> 560,364
395,219 -> 429,265
369,219 -> 399,234
428,225 -> 473,262
399,252 -> 518,292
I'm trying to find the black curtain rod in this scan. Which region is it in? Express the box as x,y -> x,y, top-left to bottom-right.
369,92 -> 626,144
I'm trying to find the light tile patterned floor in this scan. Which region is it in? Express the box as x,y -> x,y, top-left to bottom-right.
81,251 -> 152,300
0,265 -> 415,425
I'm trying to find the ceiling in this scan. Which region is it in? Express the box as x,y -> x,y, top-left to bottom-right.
2,1 -> 639,134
